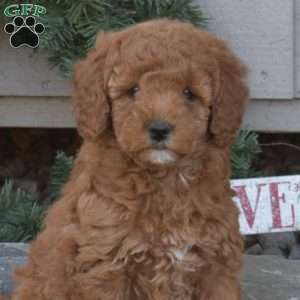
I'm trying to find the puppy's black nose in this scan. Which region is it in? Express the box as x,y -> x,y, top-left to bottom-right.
148,120 -> 172,142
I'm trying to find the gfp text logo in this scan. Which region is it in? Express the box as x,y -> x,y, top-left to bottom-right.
4,4 -> 46,17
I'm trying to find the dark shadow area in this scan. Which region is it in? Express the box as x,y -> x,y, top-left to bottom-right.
0,128 -> 81,200
255,133 -> 300,177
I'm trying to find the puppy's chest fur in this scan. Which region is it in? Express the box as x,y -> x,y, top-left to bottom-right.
129,197 -> 196,268
115,218 -> 202,297
124,231 -> 200,277
78,184 -> 205,286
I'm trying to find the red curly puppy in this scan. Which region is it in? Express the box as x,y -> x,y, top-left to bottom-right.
10,19 -> 248,300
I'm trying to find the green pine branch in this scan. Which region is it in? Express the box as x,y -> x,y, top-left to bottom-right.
231,130 -> 261,179
0,151 -> 74,242
49,151 -> 74,199
0,180 -> 44,242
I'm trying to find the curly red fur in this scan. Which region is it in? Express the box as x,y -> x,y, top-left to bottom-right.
9,19 -> 248,300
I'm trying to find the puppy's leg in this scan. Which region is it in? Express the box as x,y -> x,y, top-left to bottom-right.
75,267 -> 130,300
10,227 -> 82,300
199,276 -> 241,300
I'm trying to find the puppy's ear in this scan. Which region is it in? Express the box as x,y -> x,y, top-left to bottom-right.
209,45 -> 249,148
73,32 -> 115,141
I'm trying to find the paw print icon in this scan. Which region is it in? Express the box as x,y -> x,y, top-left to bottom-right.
4,16 -> 45,48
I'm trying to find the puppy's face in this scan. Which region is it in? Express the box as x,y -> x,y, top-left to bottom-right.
73,20 -> 248,167
108,48 -> 213,166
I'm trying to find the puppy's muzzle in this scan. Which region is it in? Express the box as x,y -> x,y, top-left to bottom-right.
147,120 -> 173,143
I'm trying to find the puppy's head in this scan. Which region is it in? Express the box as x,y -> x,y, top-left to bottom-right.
73,19 -> 248,167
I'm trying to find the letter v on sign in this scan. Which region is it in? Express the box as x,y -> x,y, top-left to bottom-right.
232,183 -> 267,229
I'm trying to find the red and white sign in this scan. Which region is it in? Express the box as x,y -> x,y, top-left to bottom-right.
231,175 -> 300,235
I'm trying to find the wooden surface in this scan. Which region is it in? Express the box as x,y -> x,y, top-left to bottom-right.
0,97 -> 73,128
0,30 -> 71,97
295,0 -> 300,97
199,0 -> 295,99
0,0 -> 297,99
0,1 -> 300,130
1,96 -> 300,131
242,99 -> 300,132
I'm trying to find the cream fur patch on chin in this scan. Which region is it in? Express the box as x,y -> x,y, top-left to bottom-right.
149,150 -> 176,164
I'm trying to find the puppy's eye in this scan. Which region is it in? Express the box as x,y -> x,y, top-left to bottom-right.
183,88 -> 195,102
127,85 -> 139,98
